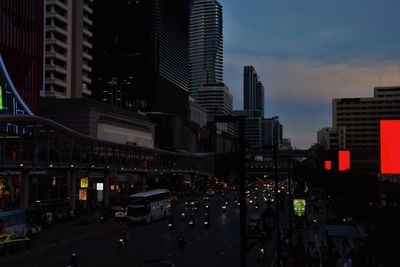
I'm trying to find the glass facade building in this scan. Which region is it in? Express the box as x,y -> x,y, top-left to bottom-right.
189,0 -> 223,95
0,0 -> 44,113
93,0 -> 189,118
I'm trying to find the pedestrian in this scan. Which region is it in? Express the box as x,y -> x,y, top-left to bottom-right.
46,210 -> 53,227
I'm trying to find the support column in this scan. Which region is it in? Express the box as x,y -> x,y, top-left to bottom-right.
19,172 -> 29,208
103,170 -> 110,209
68,169 -> 76,210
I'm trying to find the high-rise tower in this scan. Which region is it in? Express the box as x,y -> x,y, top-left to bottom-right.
44,0 -> 93,98
243,66 -> 264,117
93,0 -> 189,118
189,0 -> 223,95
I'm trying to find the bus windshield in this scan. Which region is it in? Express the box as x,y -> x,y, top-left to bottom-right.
129,197 -> 148,206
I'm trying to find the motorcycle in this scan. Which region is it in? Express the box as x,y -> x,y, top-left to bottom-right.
117,238 -> 127,252
178,235 -> 185,251
257,247 -> 267,263
222,204 -> 227,212
181,211 -> 187,221
204,217 -> 210,229
188,217 -> 195,229
168,221 -> 175,231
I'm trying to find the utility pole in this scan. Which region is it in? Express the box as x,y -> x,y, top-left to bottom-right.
288,155 -> 292,246
274,145 -> 281,267
214,115 -> 247,267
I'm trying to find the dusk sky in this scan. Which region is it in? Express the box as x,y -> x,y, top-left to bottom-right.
220,0 -> 400,149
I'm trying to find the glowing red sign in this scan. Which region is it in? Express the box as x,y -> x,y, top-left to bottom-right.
380,120 -> 400,174
338,150 -> 350,171
325,160 -> 332,170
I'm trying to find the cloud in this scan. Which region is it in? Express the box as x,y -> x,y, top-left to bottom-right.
220,0 -> 400,149
224,51 -> 400,148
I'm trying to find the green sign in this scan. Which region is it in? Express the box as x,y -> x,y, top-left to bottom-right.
0,85 -> 3,110
80,177 -> 89,188
293,198 -> 306,217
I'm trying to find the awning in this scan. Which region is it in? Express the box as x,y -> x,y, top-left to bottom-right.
326,225 -> 364,239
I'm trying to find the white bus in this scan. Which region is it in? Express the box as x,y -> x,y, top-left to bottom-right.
127,189 -> 171,223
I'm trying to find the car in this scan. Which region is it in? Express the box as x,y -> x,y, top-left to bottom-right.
0,232 -> 30,254
114,207 -> 127,220
206,189 -> 215,196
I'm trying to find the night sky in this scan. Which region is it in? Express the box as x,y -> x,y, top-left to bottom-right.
221,0 -> 400,148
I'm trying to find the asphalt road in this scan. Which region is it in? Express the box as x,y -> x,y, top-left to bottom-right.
0,192 -> 241,267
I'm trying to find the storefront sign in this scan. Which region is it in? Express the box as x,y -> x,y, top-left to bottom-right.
380,120 -> 400,174
324,160 -> 332,170
79,189 -> 87,201
338,150 -> 350,171
80,177 -> 89,188
96,183 -> 103,191
293,198 -> 306,217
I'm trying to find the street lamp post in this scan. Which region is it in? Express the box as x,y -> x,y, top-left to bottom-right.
214,115 -> 246,267
273,145 -> 281,267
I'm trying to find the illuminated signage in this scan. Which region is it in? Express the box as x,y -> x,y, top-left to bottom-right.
96,183 -> 104,191
80,177 -> 89,188
324,160 -> 332,170
79,189 -> 87,201
0,85 -> 3,110
338,150 -> 350,171
293,199 -> 306,217
380,120 -> 400,174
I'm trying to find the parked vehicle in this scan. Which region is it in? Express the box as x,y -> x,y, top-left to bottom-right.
0,232 -> 30,254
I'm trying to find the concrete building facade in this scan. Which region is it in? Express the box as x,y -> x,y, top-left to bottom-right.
329,86 -> 400,150
191,84 -> 233,135
44,0 -> 93,98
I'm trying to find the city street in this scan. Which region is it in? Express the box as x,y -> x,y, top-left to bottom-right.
0,192 -> 241,267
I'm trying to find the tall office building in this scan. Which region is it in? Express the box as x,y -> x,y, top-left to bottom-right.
327,86 -> 400,150
262,116 -> 282,149
43,0 -> 92,98
93,0 -> 189,118
244,66 -> 264,117
192,84 -> 234,134
0,0 -> 44,113
189,0 -> 223,95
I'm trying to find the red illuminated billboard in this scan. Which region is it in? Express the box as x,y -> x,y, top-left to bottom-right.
325,160 -> 332,170
380,120 -> 400,174
338,150 -> 350,171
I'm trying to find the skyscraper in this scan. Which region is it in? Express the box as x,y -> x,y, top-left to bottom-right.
44,0 -> 93,98
189,0 -> 223,95
93,0 -> 189,118
0,0 -> 44,113
244,66 -> 265,117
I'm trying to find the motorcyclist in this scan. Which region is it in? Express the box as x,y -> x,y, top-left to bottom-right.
168,216 -> 175,230
119,231 -> 129,247
69,253 -> 79,267
177,231 -> 185,251
188,215 -> 196,227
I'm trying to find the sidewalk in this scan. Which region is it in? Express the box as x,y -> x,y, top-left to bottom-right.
0,216 -> 124,263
